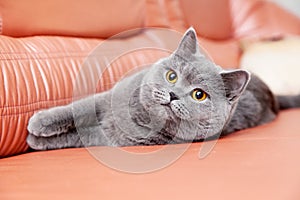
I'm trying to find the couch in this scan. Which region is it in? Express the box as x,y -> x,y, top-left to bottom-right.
1,0 -> 300,199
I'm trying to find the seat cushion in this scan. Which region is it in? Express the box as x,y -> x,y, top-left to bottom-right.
1,109 -> 300,200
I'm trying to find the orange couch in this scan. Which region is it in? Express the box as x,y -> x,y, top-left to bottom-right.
1,0 -> 300,199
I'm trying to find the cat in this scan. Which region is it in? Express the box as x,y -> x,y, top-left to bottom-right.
26,28 -> 300,150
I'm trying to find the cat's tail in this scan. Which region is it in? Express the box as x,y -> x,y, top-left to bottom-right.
277,94 -> 300,110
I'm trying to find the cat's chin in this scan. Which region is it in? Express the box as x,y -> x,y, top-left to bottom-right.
160,103 -> 181,119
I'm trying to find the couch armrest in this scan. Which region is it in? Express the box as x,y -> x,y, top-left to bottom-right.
0,29 -> 185,157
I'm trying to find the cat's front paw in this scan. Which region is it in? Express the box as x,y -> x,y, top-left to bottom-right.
27,110 -> 62,137
26,134 -> 47,150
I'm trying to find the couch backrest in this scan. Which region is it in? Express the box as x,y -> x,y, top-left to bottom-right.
231,0 -> 300,39
0,0 -> 146,38
1,0 -> 299,40
179,0 -> 233,40
179,0 -> 300,40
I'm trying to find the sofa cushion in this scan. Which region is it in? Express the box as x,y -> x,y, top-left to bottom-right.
179,0 -> 300,40
231,0 -> 300,39
1,109 -> 300,199
240,37 -> 300,95
0,36 -> 99,157
0,0 -> 145,38
198,38 -> 240,68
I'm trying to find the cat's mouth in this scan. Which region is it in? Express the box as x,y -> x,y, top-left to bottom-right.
159,103 -> 176,117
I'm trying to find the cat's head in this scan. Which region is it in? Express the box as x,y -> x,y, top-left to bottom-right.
140,28 -> 250,141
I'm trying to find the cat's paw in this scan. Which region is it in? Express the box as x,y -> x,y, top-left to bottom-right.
26,134 -> 47,150
152,88 -> 170,105
27,110 -> 64,137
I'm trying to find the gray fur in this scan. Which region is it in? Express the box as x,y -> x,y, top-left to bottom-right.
26,28 -> 298,150
277,94 -> 300,109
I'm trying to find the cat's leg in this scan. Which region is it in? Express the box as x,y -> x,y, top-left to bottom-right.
27,126 -> 110,150
27,130 -> 82,150
27,92 -> 111,137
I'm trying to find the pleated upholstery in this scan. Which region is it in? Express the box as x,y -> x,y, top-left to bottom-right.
0,36 -> 96,156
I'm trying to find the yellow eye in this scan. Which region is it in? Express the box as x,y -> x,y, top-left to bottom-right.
166,70 -> 178,83
191,89 -> 207,101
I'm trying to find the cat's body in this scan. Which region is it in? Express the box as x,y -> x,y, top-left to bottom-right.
27,28 -> 300,150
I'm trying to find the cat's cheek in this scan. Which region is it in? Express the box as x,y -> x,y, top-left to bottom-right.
187,102 -> 212,120
139,92 -> 155,110
170,102 -> 190,120
152,88 -> 170,105
147,105 -> 170,131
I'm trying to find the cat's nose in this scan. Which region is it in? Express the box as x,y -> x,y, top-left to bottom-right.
169,92 -> 179,101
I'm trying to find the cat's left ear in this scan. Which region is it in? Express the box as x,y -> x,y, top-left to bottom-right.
220,70 -> 251,104
174,27 -> 203,58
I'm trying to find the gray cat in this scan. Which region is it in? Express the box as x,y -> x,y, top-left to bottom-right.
26,28 -> 300,150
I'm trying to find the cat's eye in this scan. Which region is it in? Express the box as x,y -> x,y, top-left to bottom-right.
191,89 -> 207,101
166,70 -> 178,84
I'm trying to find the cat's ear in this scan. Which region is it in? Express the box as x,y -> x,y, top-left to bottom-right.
174,27 -> 203,58
220,70 -> 251,104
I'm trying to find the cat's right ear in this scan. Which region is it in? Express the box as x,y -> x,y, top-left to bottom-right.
220,70 -> 251,104
174,27 -> 203,58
